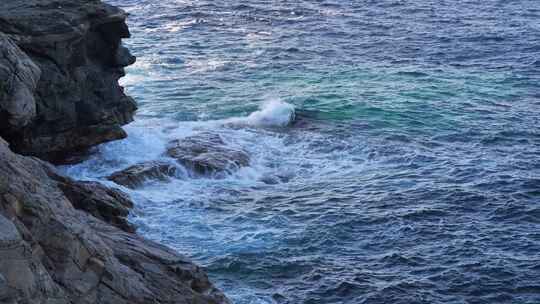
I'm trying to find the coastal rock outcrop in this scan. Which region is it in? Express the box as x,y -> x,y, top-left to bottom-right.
167,132 -> 250,176
0,138 -> 229,304
107,161 -> 179,189
0,0 -> 229,303
51,170 -> 136,233
0,0 -> 137,163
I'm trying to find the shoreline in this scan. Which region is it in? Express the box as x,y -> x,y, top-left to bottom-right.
0,0 -> 229,303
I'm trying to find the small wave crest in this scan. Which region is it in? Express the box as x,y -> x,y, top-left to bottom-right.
225,99 -> 295,127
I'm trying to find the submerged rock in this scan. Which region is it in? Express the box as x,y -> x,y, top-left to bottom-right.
0,0 -> 137,163
107,161 -> 179,189
166,132 -> 250,176
0,137 -> 229,304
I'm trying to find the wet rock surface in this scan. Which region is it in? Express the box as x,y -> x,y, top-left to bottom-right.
107,161 -> 179,189
0,138 -> 229,304
0,0 -> 137,163
167,132 -> 250,176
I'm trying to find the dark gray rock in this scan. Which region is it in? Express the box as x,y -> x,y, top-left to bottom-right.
166,132 -> 250,176
0,33 -> 41,129
107,161 -> 179,189
0,272 -> 15,303
50,171 -> 136,232
0,138 -> 229,304
0,0 -> 137,163
0,213 -> 42,303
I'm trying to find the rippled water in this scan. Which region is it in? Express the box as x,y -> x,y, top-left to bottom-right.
64,1 -> 540,303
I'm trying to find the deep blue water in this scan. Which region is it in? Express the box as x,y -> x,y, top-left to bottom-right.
65,1 -> 540,303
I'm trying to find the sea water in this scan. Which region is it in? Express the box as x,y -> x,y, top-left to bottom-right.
63,1 -> 540,303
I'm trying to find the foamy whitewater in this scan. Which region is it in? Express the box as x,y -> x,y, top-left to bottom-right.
62,99 -> 297,181
225,100 -> 295,127
63,0 -> 540,303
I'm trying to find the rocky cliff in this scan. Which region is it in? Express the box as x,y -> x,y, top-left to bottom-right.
0,0 -> 137,163
0,139 -> 228,304
0,1 -> 229,303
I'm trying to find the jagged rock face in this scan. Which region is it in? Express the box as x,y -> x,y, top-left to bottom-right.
0,0 -> 137,163
0,33 -> 40,129
0,138 -> 229,304
107,161 -> 179,189
167,133 -> 250,176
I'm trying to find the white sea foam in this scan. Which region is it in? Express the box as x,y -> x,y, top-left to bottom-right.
61,100 -> 295,183
59,98 -> 364,304
165,19 -> 198,32
185,58 -> 229,73
119,73 -> 146,87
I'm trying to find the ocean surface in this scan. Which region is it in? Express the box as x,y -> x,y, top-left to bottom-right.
63,1 -> 540,303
